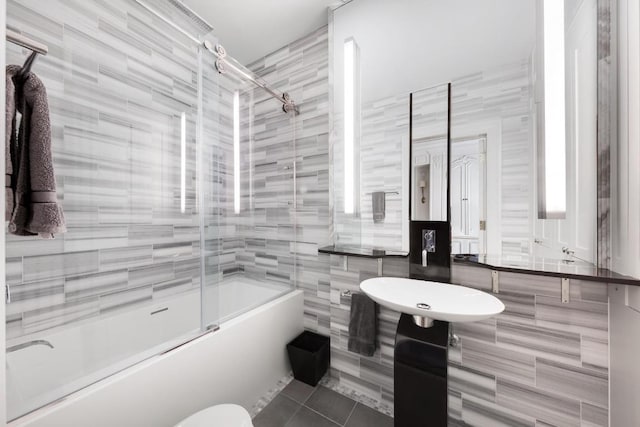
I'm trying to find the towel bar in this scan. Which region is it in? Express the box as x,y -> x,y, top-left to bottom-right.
341,290 -> 353,298
364,191 -> 399,196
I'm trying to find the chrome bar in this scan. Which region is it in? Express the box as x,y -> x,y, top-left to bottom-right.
6,29 -> 48,55
341,290 -> 353,298
7,340 -> 54,353
133,0 -> 298,114
203,41 -> 299,115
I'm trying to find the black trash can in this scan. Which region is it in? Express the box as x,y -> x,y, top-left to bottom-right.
286,331 -> 330,386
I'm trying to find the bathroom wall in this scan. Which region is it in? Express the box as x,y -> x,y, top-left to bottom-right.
449,265 -> 608,427
211,72 -> 299,287
610,0 -> 640,425
256,23 -> 610,425
320,258 -> 610,426
247,26 -> 333,334
355,60 -> 533,254
5,0 -> 212,340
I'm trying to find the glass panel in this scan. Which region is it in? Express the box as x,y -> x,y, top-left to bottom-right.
200,42 -> 221,330
5,0 -> 212,420
209,70 -> 297,325
410,84 -> 450,222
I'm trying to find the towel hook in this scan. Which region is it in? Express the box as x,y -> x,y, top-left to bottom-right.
17,51 -> 38,82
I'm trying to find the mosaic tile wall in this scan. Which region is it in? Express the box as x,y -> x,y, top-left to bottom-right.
321,256 -> 609,426
5,0 -> 214,339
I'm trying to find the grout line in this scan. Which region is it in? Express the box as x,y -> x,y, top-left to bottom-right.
283,403 -> 304,427
300,404 -> 343,426
300,387 -> 317,405
343,401 -> 359,426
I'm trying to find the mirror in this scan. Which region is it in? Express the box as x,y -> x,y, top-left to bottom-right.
331,0 -> 598,264
410,85 -> 449,222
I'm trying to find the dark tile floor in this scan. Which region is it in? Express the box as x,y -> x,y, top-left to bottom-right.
253,380 -> 394,427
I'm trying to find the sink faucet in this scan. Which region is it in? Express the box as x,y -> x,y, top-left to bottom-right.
422,229 -> 436,267
7,340 -> 54,353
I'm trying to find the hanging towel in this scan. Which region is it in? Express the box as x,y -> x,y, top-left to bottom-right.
5,67 -> 16,219
5,65 -> 66,238
372,191 -> 385,223
348,293 -> 378,356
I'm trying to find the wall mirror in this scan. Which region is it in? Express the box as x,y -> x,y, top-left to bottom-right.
410,85 -> 449,224
331,0 -> 599,265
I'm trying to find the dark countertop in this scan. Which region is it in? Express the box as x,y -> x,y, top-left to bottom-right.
453,254 -> 640,286
318,245 -> 409,259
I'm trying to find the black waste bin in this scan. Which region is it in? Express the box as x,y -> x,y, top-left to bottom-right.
286,331 -> 330,386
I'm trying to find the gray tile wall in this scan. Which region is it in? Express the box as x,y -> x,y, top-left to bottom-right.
449,265 -> 608,427
255,24 -> 609,426
321,258 -> 609,426
340,61 -> 533,255
247,26 -> 333,334
5,0 -> 213,339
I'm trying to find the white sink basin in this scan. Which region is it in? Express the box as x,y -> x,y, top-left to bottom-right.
360,277 -> 505,326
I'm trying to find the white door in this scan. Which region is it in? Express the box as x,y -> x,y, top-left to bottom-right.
451,138 -> 486,254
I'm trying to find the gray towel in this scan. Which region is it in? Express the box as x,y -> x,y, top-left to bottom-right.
348,293 -> 377,357
5,68 -> 16,220
372,191 -> 385,223
6,65 -> 66,238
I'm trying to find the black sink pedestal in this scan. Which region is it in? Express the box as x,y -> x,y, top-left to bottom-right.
394,314 -> 449,427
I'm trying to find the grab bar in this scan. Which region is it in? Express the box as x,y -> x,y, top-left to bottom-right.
7,340 -> 54,353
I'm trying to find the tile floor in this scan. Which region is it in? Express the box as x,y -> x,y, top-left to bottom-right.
253,379 -> 394,427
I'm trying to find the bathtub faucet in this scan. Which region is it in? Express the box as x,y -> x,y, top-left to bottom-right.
7,340 -> 54,353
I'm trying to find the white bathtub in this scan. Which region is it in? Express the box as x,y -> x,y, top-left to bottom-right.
7,280 -> 301,427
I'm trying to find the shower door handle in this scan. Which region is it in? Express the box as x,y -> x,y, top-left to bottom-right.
5,284 -> 10,304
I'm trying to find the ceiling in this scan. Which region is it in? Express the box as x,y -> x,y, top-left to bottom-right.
182,0 -> 343,65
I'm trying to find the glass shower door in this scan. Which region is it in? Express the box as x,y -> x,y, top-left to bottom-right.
5,0 -> 216,420
201,59 -> 297,325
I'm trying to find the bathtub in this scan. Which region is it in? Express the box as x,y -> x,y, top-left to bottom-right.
7,281 -> 302,427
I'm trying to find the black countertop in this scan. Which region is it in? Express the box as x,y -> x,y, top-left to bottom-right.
453,254 -> 640,286
318,245 -> 409,259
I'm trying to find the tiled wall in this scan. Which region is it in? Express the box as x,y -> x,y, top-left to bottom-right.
207,67 -> 299,288
449,265 -> 608,427
320,257 -> 609,426
5,0 -> 213,339
345,61 -> 533,254
451,61 -> 533,256
247,26 -> 333,332
256,24 -> 610,426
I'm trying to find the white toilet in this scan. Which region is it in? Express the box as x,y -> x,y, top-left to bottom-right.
175,404 -> 253,427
